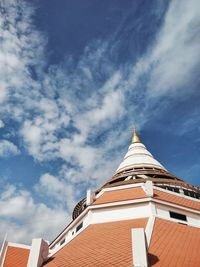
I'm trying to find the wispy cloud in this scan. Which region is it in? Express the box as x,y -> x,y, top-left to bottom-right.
36,173 -> 77,211
0,0 -> 45,108
147,0 -> 200,96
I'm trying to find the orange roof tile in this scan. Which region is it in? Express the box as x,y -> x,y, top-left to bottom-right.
148,218 -> 200,267
43,218 -> 147,267
93,186 -> 147,205
3,246 -> 30,267
153,189 -> 200,211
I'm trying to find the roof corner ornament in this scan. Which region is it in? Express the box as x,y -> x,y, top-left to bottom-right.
132,127 -> 141,144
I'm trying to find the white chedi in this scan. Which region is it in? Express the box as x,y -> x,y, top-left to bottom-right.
116,129 -> 166,174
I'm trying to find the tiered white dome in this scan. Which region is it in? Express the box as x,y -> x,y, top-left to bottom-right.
116,129 -> 166,174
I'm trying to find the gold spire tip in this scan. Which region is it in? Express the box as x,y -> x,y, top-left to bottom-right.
131,128 -> 141,144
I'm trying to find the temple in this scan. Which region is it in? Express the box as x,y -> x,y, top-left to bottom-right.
1,129 -> 200,267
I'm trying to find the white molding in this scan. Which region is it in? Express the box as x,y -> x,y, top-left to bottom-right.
153,185 -> 200,203
0,235 -> 8,267
92,197 -> 151,209
155,214 -> 200,229
152,198 -> 200,215
132,228 -> 148,267
7,242 -> 30,250
145,216 -> 155,247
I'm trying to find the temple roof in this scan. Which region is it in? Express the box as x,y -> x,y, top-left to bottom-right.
148,218 -> 200,266
2,245 -> 30,267
73,130 -> 200,219
93,186 -> 200,211
43,218 -> 147,267
93,186 -> 147,205
2,129 -> 200,267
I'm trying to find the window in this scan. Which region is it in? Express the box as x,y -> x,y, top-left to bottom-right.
76,222 -> 83,232
183,189 -> 200,199
169,211 -> 187,221
60,238 -> 65,246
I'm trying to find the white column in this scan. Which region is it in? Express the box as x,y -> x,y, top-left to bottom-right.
86,189 -> 95,205
145,216 -> 155,247
27,239 -> 49,267
132,228 -> 148,267
144,181 -> 153,197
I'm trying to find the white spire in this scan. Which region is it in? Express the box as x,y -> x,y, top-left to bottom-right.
116,129 -> 166,174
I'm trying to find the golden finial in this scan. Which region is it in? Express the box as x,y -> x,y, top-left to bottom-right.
131,128 -> 141,144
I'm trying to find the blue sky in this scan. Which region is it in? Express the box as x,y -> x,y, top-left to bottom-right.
0,0 -> 200,244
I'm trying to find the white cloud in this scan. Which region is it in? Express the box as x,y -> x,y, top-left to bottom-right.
127,0 -> 200,100
148,0 -> 200,95
0,120 -> 4,128
0,184 -> 69,244
36,173 -> 77,211
0,83 -> 7,103
0,140 -> 20,157
0,0 -> 45,119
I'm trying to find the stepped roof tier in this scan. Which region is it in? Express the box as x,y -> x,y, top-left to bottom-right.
102,128 -> 198,190
73,129 -> 200,220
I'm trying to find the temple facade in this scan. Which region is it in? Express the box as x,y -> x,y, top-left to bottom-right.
1,129 -> 200,267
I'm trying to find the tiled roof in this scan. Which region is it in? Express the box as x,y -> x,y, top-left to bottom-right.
3,246 -> 30,267
93,186 -> 147,205
43,218 -> 147,267
153,189 -> 200,211
148,218 -> 200,267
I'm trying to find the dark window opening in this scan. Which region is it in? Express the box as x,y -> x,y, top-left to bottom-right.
169,211 -> 187,221
157,185 -> 180,193
183,189 -> 200,199
109,178 -> 124,184
76,222 -> 83,232
60,238 -> 65,246
167,187 -> 180,193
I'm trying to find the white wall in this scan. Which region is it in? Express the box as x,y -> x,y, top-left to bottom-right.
156,203 -> 200,226
90,203 -> 150,224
